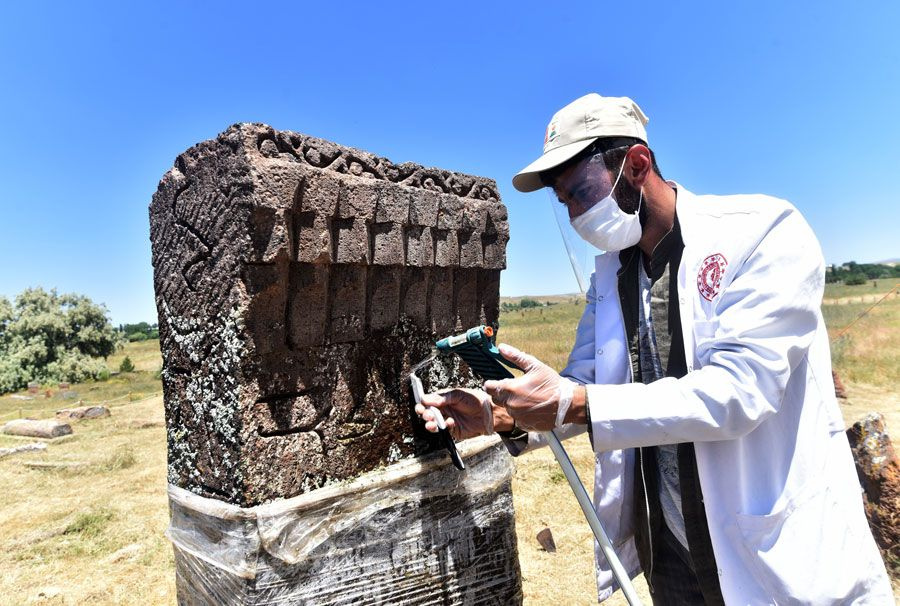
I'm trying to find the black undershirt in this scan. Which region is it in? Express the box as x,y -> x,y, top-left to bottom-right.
619,211 -> 725,605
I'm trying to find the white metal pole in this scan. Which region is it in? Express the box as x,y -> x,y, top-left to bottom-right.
542,429 -> 643,606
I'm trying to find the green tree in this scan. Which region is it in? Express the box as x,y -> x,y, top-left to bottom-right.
120,321 -> 151,334
0,288 -> 122,394
120,321 -> 159,342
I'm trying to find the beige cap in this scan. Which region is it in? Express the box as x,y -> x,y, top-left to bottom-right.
512,93 -> 649,192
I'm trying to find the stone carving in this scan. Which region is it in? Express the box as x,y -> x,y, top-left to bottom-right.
150,123 -> 509,507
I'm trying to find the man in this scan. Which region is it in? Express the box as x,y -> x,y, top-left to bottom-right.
416,93 -> 892,604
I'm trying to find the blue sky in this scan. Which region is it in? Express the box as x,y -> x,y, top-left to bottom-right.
1,2 -> 898,325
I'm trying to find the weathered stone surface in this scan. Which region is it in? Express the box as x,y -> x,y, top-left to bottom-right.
149,123 -> 509,507
847,413 -> 900,576
370,222 -> 405,265
55,405 -> 110,420
0,442 -> 47,460
433,229 -> 460,267
2,419 -> 73,439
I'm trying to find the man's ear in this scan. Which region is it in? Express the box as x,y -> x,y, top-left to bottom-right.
625,145 -> 652,188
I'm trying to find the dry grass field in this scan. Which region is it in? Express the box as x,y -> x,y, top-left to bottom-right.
0,281 -> 896,604
0,393 -> 173,605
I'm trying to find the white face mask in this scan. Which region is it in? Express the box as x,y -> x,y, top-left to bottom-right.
569,157 -> 643,252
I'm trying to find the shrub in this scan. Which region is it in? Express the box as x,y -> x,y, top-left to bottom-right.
119,356 -> 135,373
64,508 -> 114,537
549,468 -> 566,484
102,445 -> 136,471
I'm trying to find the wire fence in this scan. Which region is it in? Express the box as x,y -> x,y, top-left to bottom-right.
830,283 -> 899,342
0,391 -> 163,422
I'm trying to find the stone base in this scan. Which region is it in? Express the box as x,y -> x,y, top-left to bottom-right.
168,438 -> 522,605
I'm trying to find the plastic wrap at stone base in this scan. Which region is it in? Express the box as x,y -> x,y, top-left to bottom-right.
167,437 -> 523,605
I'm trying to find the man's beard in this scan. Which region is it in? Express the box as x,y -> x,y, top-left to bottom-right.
612,175 -> 642,215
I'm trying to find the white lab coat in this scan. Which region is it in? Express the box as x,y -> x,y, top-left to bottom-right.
524,185 -> 892,604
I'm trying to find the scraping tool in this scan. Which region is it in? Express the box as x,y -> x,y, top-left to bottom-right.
409,369 -> 465,470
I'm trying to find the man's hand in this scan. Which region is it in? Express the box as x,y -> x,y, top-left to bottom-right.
415,388 -> 514,440
484,344 -> 583,432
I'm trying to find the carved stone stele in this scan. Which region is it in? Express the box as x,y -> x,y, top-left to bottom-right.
149,123 -> 509,507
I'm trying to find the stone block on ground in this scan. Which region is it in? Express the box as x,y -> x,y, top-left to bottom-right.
0,442 -> 47,460
55,405 -> 110,420
833,370 -> 849,399
847,412 -> 900,576
536,527 -> 557,553
2,419 -> 73,439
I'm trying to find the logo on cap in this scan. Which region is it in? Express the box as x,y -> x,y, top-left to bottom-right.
697,253 -> 728,301
544,121 -> 559,146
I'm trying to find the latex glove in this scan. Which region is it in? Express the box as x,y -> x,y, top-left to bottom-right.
483,344 -> 576,432
415,388 -> 503,441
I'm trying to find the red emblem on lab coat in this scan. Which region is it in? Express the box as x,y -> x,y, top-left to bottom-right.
697,253 -> 728,301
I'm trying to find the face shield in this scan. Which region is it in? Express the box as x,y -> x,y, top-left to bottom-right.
550,196 -> 602,295
546,151 -> 623,295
